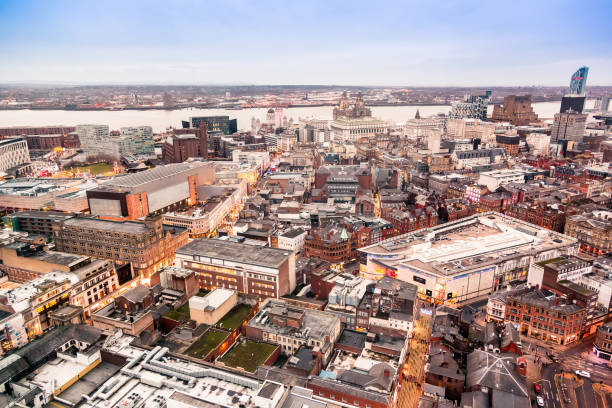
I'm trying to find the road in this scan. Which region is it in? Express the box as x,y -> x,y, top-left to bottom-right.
529,336 -> 612,408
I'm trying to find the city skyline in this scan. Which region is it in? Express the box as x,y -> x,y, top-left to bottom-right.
1,0 -> 611,86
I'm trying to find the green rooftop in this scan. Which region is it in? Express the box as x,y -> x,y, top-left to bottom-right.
185,329 -> 229,359
536,257 -> 565,267
164,303 -> 190,321
216,303 -> 253,331
218,340 -> 277,373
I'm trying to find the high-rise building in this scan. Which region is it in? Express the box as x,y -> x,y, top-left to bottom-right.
600,95 -> 611,112
162,125 -> 208,163
561,66 -> 589,113
449,91 -> 491,121
76,124 -> 118,158
491,95 -> 538,125
550,111 -> 587,144
569,66 -> 589,95
117,126 -> 155,157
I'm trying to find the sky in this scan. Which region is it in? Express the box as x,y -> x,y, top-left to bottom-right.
1,0 -> 611,86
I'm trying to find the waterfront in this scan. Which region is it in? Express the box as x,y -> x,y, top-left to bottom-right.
0,101 -> 592,133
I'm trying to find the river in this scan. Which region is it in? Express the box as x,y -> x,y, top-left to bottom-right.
0,101 -> 593,133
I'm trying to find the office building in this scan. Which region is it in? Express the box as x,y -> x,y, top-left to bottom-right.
359,212 -> 578,304
550,111 -> 587,144
491,95 -> 538,125
52,215 -> 188,281
162,125 -> 208,163
183,115 -> 237,135
174,238 -> 296,298
565,210 -> 612,255
478,169 -> 526,190
504,289 -> 584,345
330,92 -> 388,141
0,138 -> 31,176
117,126 -> 155,157
560,95 -> 587,114
0,179 -> 95,213
86,161 -> 215,220
449,91 -> 491,121
0,125 -> 75,137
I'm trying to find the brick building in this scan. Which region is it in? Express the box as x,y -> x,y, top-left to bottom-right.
174,239 -> 296,298
491,95 -> 538,126
506,202 -> 566,232
52,215 -> 188,282
504,290 -> 584,345
162,125 -> 208,163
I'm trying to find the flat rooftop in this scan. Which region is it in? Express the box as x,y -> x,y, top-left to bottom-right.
360,212 -> 577,277
176,239 -> 292,269
62,217 -> 150,234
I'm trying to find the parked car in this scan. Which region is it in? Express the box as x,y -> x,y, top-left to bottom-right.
534,384 -> 542,394
575,370 -> 591,378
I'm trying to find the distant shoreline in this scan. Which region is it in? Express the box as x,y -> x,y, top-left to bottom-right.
0,98 -> 565,112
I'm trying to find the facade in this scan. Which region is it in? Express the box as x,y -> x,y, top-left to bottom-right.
495,134 -> 521,155
504,290 -> 584,345
52,215 -> 188,281
0,125 -> 75,137
25,133 -> 80,150
86,161 -> 215,220
174,239 -> 296,298
491,95 -> 538,126
0,179 -> 93,213
550,112 -> 587,144
75,124 -> 117,157
359,213 -> 578,304
478,169 -> 526,191
245,298 -> 342,360
594,322 -> 612,360
162,125 -> 208,163
3,210 -> 78,239
564,210 -> 612,255
117,126 -> 155,157
312,165 -> 372,203
185,115 -> 237,135
505,202 -> 566,232
569,66 -> 589,95
330,92 -> 388,142
278,228 -> 307,254
449,91 -> 491,121
451,148 -> 506,170
188,288 -> 237,326
0,138 -> 31,175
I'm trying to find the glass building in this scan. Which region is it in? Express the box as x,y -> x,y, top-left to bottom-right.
569,66 -> 589,95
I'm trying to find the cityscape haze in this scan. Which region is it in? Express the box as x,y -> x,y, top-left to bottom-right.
0,2 -> 611,408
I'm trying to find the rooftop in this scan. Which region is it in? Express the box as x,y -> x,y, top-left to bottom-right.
176,239 -> 292,269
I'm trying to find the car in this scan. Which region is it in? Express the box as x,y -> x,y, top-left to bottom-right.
575,370 -> 591,378
534,384 -> 542,393
536,396 -> 545,407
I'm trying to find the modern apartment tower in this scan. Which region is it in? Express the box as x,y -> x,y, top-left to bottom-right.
449,91 -> 491,121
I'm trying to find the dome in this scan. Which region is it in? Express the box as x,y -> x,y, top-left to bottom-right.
267,108 -> 275,113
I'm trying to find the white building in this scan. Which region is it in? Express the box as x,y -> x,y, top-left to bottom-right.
278,228 -> 307,254
359,213 -> 578,305
330,116 -> 389,142
478,169 -> 527,191
117,126 -> 155,157
0,138 -> 30,175
76,124 -> 118,158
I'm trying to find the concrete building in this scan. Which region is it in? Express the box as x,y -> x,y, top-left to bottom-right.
246,298 -> 341,362
162,125 -> 208,163
330,92 -> 388,142
117,126 -> 155,157
3,210 -> 78,239
189,288 -> 237,326
0,179 -> 95,213
278,228 -> 307,254
0,138 -> 31,176
478,169 -> 526,191
87,161 -> 215,220
550,112 -> 587,144
451,148 -> 506,170
174,239 -> 296,298
75,124 -> 117,158
359,213 -> 578,304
